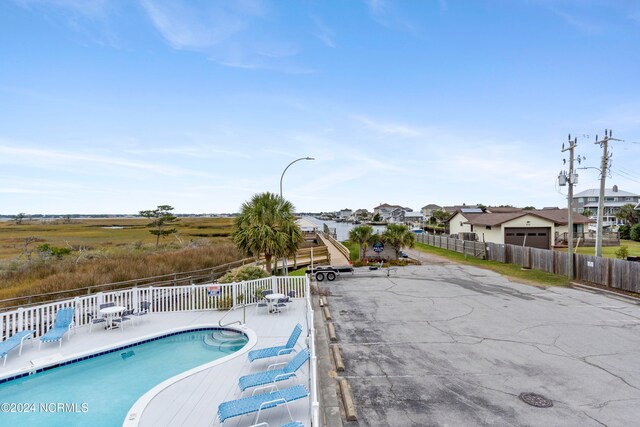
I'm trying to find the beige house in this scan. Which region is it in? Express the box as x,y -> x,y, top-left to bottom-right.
447,209 -> 590,249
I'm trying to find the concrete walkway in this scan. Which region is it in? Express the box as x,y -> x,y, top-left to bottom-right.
318,261 -> 640,426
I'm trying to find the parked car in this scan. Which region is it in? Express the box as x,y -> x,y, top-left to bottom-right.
399,251 -> 409,258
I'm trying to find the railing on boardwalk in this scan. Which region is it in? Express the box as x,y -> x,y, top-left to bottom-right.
305,273 -> 320,426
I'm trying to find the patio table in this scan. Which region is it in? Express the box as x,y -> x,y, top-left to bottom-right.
99,305 -> 125,329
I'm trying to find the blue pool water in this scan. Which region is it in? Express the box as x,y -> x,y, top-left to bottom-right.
0,328 -> 247,426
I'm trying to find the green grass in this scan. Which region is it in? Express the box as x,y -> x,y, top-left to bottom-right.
288,267 -> 308,277
0,217 -> 234,260
414,242 -> 572,287
342,240 -> 359,261
566,239 -> 640,258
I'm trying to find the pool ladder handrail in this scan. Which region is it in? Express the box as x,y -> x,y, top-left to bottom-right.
218,281 -> 247,328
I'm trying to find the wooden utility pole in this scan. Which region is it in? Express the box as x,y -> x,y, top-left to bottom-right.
593,130 -> 621,257
561,135 -> 578,280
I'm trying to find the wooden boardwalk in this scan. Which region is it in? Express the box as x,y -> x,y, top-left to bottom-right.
317,233 -> 351,266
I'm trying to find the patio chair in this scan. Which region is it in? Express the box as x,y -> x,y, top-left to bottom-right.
39,307 -> 75,350
256,290 -> 273,314
87,313 -> 106,333
0,330 -> 35,366
131,301 -> 151,324
248,323 -> 302,363
217,384 -> 309,425
274,297 -> 289,314
239,349 -> 310,392
112,309 -> 134,331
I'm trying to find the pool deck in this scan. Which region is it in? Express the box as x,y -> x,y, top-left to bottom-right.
0,301 -> 312,427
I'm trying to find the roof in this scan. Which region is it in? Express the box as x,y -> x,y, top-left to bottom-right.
444,211 -> 484,223
460,207 -> 483,214
373,203 -> 402,209
463,209 -> 590,227
421,204 -> 441,210
486,207 -> 523,213
404,212 -> 424,218
574,187 -> 639,198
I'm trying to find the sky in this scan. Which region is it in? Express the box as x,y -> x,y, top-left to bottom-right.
1,0 -> 639,215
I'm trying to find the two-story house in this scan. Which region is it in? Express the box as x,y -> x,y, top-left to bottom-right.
573,185 -> 640,228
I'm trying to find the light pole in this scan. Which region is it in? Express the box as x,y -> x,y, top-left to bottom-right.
279,156 -> 314,275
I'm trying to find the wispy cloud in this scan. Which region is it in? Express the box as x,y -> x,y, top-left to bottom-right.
0,143 -> 213,178
352,114 -> 423,137
312,16 -> 336,48
13,0 -> 111,19
140,0 -> 309,72
363,0 -> 420,33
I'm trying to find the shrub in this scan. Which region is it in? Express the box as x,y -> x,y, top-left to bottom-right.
618,225 -> 631,240
615,246 -> 629,260
631,224 -> 640,242
218,266 -> 268,284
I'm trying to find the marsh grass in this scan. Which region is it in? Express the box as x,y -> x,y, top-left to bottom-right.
0,218 -> 239,300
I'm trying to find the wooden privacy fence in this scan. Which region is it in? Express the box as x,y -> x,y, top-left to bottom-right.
0,276 -> 308,340
417,234 -> 640,293
417,234 -> 486,258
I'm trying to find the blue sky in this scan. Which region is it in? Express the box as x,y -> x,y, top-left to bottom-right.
1,0 -> 639,215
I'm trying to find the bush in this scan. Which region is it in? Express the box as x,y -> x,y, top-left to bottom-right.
615,246 -> 629,260
631,224 -> 640,242
618,225 -> 631,240
218,266 -> 268,284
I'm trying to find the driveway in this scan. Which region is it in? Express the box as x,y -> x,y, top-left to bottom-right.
322,255 -> 640,426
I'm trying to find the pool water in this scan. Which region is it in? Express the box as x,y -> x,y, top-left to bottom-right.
0,328 -> 247,426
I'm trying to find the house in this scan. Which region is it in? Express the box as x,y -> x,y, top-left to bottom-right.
573,185 -> 640,227
338,209 -> 353,220
403,211 -> 424,226
373,204 -> 412,221
442,204 -> 479,213
353,209 -> 370,221
420,204 -> 442,220
447,208 -> 590,249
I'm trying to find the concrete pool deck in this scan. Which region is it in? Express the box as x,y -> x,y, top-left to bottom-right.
319,255 -> 640,426
0,301 -> 312,427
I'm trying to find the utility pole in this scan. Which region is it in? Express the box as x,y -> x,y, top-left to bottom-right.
560,134 -> 580,280
593,130 -> 621,257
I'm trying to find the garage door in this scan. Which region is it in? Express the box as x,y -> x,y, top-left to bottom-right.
504,227 -> 550,249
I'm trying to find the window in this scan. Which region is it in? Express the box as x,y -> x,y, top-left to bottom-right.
588,197 -> 596,202
626,197 -> 633,201
578,198 -> 584,203
605,197 -> 615,202
516,233 -> 525,236
486,226 -> 491,230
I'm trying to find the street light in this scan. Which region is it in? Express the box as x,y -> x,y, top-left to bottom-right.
279,156 -> 315,275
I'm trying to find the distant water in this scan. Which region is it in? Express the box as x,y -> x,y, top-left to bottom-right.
303,216 -> 386,241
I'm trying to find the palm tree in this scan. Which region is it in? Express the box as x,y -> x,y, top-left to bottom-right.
348,225 -> 375,261
232,192 -> 303,274
615,203 -> 640,226
381,223 -> 416,260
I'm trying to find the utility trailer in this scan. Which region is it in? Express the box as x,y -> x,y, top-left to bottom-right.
305,265 -> 354,282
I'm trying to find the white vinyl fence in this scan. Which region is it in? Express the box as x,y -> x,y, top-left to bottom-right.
0,276 -> 308,340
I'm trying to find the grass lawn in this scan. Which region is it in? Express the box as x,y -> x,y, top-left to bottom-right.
414,242 -> 572,288
342,241 -> 359,261
567,240 -> 640,258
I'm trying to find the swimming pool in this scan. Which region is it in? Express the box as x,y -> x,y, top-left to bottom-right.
0,328 -> 248,427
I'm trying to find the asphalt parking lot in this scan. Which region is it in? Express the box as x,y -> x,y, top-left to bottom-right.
320,254 -> 640,426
